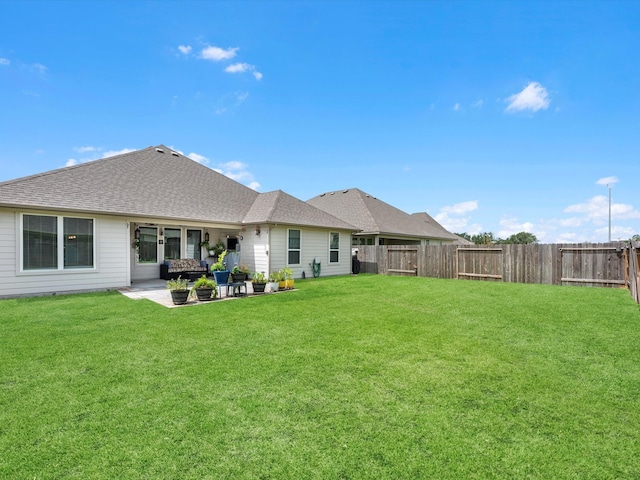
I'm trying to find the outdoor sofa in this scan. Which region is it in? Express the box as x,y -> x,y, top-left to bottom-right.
160,259 -> 208,281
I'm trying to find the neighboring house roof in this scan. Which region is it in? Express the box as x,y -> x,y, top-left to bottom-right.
410,212 -> 460,241
244,190 -> 357,230
0,145 -> 357,231
307,188 -> 458,241
452,234 -> 474,245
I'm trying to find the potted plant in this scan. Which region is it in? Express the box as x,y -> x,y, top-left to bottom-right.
231,264 -> 250,282
276,269 -> 287,290
166,275 -> 190,305
251,271 -> 267,294
211,250 -> 228,272
191,274 -> 217,301
268,271 -> 280,292
211,241 -> 226,258
282,267 -> 294,289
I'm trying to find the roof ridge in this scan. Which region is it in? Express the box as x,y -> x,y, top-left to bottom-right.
0,145 -> 159,188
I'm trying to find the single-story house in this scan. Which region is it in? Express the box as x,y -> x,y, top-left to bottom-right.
307,188 -> 459,247
0,145 -> 358,298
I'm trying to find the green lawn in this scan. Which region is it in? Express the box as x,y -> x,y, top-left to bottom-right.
1,275 -> 639,479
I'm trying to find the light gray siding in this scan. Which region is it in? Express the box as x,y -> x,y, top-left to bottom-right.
0,208 -> 130,297
268,226 -> 351,279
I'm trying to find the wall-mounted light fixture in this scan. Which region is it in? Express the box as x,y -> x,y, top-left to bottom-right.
159,228 -> 164,236
255,226 -> 261,236
134,227 -> 140,240
238,235 -> 243,241
204,231 -> 210,242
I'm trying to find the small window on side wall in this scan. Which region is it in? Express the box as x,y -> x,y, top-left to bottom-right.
329,232 -> 339,263
288,229 -> 301,265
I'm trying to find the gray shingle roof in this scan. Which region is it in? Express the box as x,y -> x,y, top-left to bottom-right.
244,190 -> 357,230
0,145 -> 259,223
307,188 -> 457,240
0,145 -> 358,231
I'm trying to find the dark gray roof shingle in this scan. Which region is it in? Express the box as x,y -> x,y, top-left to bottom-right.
244,190 -> 357,230
0,146 -> 358,231
307,188 -> 457,240
0,145 -> 259,223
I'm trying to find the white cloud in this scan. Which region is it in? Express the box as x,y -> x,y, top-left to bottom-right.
559,217 -> 583,227
452,102 -> 461,112
102,148 -> 136,158
497,217 -> 535,238
187,152 -> 209,165
0,58 -> 9,66
74,146 -> 97,153
471,99 -> 483,108
178,45 -> 192,55
214,91 -> 250,115
214,160 -> 260,190
505,81 -> 550,113
435,201 -> 480,233
66,159 -> 78,167
440,201 -> 478,215
564,195 -> 640,225
596,176 -> 619,186
200,46 -> 238,62
30,63 -> 47,75
225,62 -> 263,80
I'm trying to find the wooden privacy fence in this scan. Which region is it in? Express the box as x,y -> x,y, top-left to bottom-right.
354,242 -> 640,304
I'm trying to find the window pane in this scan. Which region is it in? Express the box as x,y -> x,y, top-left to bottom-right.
64,217 -> 94,268
330,232 -> 339,249
288,250 -> 300,265
164,228 -> 181,260
139,227 -> 158,263
23,215 -> 57,270
330,251 -> 339,263
288,229 -> 300,249
186,230 -> 201,260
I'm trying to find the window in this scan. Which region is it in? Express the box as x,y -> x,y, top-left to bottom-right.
63,217 -> 94,268
329,232 -> 339,263
23,214 -> 57,270
186,229 -> 201,260
164,228 -> 181,260
22,214 -> 94,271
287,229 -> 301,265
138,227 -> 158,264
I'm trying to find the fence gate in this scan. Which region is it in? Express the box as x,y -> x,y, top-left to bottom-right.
387,246 -> 418,276
457,247 -> 503,281
559,246 -> 627,287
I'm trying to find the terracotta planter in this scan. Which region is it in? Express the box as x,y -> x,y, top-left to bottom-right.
170,289 -> 190,305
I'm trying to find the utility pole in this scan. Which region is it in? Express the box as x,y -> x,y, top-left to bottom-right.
608,184 -> 612,242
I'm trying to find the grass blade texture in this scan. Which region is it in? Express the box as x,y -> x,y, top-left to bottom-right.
1,275 -> 639,479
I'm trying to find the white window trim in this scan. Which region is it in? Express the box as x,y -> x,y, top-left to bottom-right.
19,213 -> 97,274
329,232 -> 340,264
287,228 -> 301,265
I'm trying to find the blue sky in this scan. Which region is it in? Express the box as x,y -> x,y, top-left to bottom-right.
1,0 -> 638,242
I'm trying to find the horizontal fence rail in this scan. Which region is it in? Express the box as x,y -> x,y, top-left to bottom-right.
354,242 -> 640,304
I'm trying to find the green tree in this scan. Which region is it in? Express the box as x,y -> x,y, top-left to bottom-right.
500,232 -> 538,244
471,232 -> 498,245
454,232 -> 472,242
631,234 -> 640,242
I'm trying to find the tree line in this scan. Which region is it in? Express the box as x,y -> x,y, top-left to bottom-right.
455,232 -> 640,245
